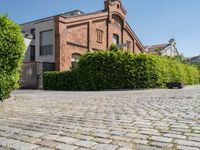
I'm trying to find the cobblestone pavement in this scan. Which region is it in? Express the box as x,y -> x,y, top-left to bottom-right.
0,85 -> 200,150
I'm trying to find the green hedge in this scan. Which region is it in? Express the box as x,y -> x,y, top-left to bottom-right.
43,70 -> 78,91
0,15 -> 26,100
44,51 -> 199,91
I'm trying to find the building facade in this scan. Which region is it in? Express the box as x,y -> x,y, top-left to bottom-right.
188,55 -> 200,64
145,39 -> 179,57
21,0 -> 145,71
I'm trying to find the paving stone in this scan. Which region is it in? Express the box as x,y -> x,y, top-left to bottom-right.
125,133 -> 149,139
163,133 -> 187,140
0,139 -> 18,147
110,130 -> 126,136
35,140 -> 58,148
132,139 -> 149,145
110,136 -> 132,142
93,144 -> 118,150
150,136 -> 173,143
134,145 -> 161,150
42,134 -> 60,141
1,86 -> 200,149
9,133 -> 41,144
170,128 -> 191,133
57,136 -> 79,144
150,142 -> 174,148
92,133 -> 111,138
74,140 -> 97,148
177,145 -> 199,150
17,130 -> 46,138
10,142 -> 39,150
112,140 -> 136,148
56,143 -> 78,150
118,148 -> 133,150
185,133 -> 200,138
0,138 -> 39,150
174,139 -> 200,147
188,136 -> 200,142
72,134 -> 94,141
93,129 -> 110,133
138,130 -> 160,136
34,147 -> 52,150
0,137 -> 7,142
92,137 -> 112,144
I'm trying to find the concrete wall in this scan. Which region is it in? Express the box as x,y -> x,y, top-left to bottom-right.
35,20 -> 55,63
23,38 -> 32,62
21,20 -> 55,63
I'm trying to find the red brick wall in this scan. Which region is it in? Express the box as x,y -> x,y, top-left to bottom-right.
123,29 -> 134,53
91,19 -> 107,50
67,23 -> 88,47
54,1 -> 145,71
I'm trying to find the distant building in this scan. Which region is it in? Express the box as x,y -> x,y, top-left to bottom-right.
188,55 -> 200,64
145,39 -> 179,57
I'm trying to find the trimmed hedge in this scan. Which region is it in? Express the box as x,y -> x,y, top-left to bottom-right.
0,15 -> 26,100
43,70 -> 77,91
44,51 -> 199,91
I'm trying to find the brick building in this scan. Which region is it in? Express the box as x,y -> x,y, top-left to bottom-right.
21,0 -> 145,71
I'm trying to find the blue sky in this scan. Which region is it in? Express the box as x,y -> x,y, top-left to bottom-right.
0,0 -> 200,57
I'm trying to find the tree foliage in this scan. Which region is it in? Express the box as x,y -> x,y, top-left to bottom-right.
0,15 -> 26,100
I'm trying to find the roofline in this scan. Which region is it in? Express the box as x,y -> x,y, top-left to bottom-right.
62,10 -> 106,19
20,9 -> 84,26
145,44 -> 169,48
125,21 -> 145,51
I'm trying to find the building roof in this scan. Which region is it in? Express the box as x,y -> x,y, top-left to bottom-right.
145,44 -> 169,50
20,10 -> 85,25
189,55 -> 200,63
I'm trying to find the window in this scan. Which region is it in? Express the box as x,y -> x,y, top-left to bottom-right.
40,30 -> 53,56
113,34 -> 119,45
112,15 -> 122,28
96,29 -> 103,43
30,46 -> 35,61
31,29 -> 35,39
127,41 -> 131,50
113,19 -> 121,28
71,53 -> 81,66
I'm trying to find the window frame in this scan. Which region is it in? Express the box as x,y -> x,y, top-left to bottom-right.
39,30 -> 53,56
113,34 -> 119,45
96,29 -> 103,43
127,41 -> 131,50
30,45 -> 35,61
31,28 -> 35,39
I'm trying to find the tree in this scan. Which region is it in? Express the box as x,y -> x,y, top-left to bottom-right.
0,15 -> 26,100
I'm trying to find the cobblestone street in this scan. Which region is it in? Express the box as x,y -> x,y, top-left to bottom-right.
0,85 -> 200,150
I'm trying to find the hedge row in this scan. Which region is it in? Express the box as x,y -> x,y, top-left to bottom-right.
44,51 -> 199,91
0,15 -> 26,100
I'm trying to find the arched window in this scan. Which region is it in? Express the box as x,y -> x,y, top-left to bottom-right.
113,34 -> 119,45
71,53 -> 81,66
112,14 -> 123,28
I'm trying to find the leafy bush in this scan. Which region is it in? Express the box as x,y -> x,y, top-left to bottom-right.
44,51 -> 199,91
44,70 -> 78,91
0,15 -> 26,100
